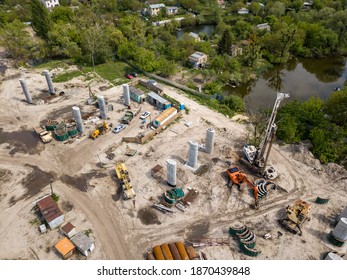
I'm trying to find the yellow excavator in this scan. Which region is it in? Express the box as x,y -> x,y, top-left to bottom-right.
90,121 -> 109,140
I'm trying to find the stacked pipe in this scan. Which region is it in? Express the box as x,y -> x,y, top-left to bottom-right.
147,241 -> 199,260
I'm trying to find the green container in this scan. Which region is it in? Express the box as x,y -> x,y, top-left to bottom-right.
45,120 -> 59,131
68,128 -> 78,137
54,131 -> 69,141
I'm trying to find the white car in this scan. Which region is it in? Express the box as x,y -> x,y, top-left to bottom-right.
148,79 -> 157,86
112,124 -> 126,133
140,111 -> 151,119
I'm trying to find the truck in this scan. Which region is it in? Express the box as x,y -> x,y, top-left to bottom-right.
121,110 -> 134,124
115,162 -> 136,200
33,127 -> 53,143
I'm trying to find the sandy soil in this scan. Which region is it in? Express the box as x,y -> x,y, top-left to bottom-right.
0,56 -> 346,260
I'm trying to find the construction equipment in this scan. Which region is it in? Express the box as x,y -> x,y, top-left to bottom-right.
89,121 -> 109,140
227,166 -> 260,209
121,110 -> 134,124
279,199 -> 311,235
242,92 -> 290,179
115,162 -> 136,200
33,126 -> 53,143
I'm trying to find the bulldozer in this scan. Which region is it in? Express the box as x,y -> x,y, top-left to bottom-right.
90,121 -> 109,140
279,199 -> 311,235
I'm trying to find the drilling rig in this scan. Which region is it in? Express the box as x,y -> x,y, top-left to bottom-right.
241,92 -> 290,179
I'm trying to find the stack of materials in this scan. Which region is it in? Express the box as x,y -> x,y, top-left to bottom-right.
146,241 -> 199,260
229,224 -> 261,257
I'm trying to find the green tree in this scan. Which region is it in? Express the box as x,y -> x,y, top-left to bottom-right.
324,89 -> 347,126
268,1 -> 286,18
217,29 -> 233,55
50,5 -> 74,23
30,0 -> 51,39
82,23 -> 111,66
156,57 -> 177,77
0,20 -> 32,66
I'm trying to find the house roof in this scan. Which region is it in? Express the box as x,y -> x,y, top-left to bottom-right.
154,107 -> 177,123
129,86 -> 145,97
55,237 -> 75,257
37,196 -> 63,223
189,51 -> 207,61
166,6 -> 178,10
149,4 -> 165,9
71,232 -> 94,252
61,222 -> 75,234
147,91 -> 169,104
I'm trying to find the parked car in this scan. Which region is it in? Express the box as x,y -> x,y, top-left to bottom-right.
140,111 -> 151,119
125,73 -> 134,79
112,124 -> 126,133
148,79 -> 157,86
131,72 -> 138,77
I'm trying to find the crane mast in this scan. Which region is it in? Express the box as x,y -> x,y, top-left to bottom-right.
243,92 -> 290,179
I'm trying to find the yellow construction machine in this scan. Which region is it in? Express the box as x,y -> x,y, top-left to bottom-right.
115,162 -> 136,200
90,121 -> 109,140
279,199 -> 311,235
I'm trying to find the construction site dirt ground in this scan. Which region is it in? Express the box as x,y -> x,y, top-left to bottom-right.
0,55 -> 346,260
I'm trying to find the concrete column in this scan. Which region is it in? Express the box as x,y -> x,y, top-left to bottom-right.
43,70 -> 55,94
167,159 -> 177,187
123,84 -> 131,106
187,141 -> 198,168
205,128 -> 215,154
19,79 -> 32,104
97,96 -> 107,120
72,106 -> 84,133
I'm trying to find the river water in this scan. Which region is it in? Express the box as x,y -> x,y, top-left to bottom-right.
176,24 -> 216,39
223,56 -> 347,112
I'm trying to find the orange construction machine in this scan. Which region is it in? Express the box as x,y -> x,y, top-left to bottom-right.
227,166 -> 260,209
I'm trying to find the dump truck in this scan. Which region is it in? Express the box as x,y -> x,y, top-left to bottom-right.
115,162 -> 136,200
33,126 -> 53,143
279,199 -> 311,235
121,110 -> 134,124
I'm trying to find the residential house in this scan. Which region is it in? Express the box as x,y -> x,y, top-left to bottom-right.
152,107 -> 177,128
40,0 -> 60,9
54,237 -> 75,259
147,91 -> 171,110
238,8 -> 249,14
166,6 -> 179,15
61,222 -> 76,238
231,44 -> 243,57
189,32 -> 201,42
148,4 -> 165,16
189,51 -> 208,69
71,232 -> 95,257
37,196 -> 64,229
255,23 -> 270,31
129,86 -> 146,103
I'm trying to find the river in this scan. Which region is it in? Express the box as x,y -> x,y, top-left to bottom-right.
223,56 -> 347,112
176,24 -> 216,39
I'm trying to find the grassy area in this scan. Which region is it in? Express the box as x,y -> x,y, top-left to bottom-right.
81,61 -> 133,85
33,59 -> 74,70
53,70 -> 83,82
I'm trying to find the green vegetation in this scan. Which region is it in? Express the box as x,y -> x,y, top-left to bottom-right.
83,229 -> 93,237
29,218 -> 39,226
51,193 -> 60,202
276,89 -> 347,165
53,70 -> 82,82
